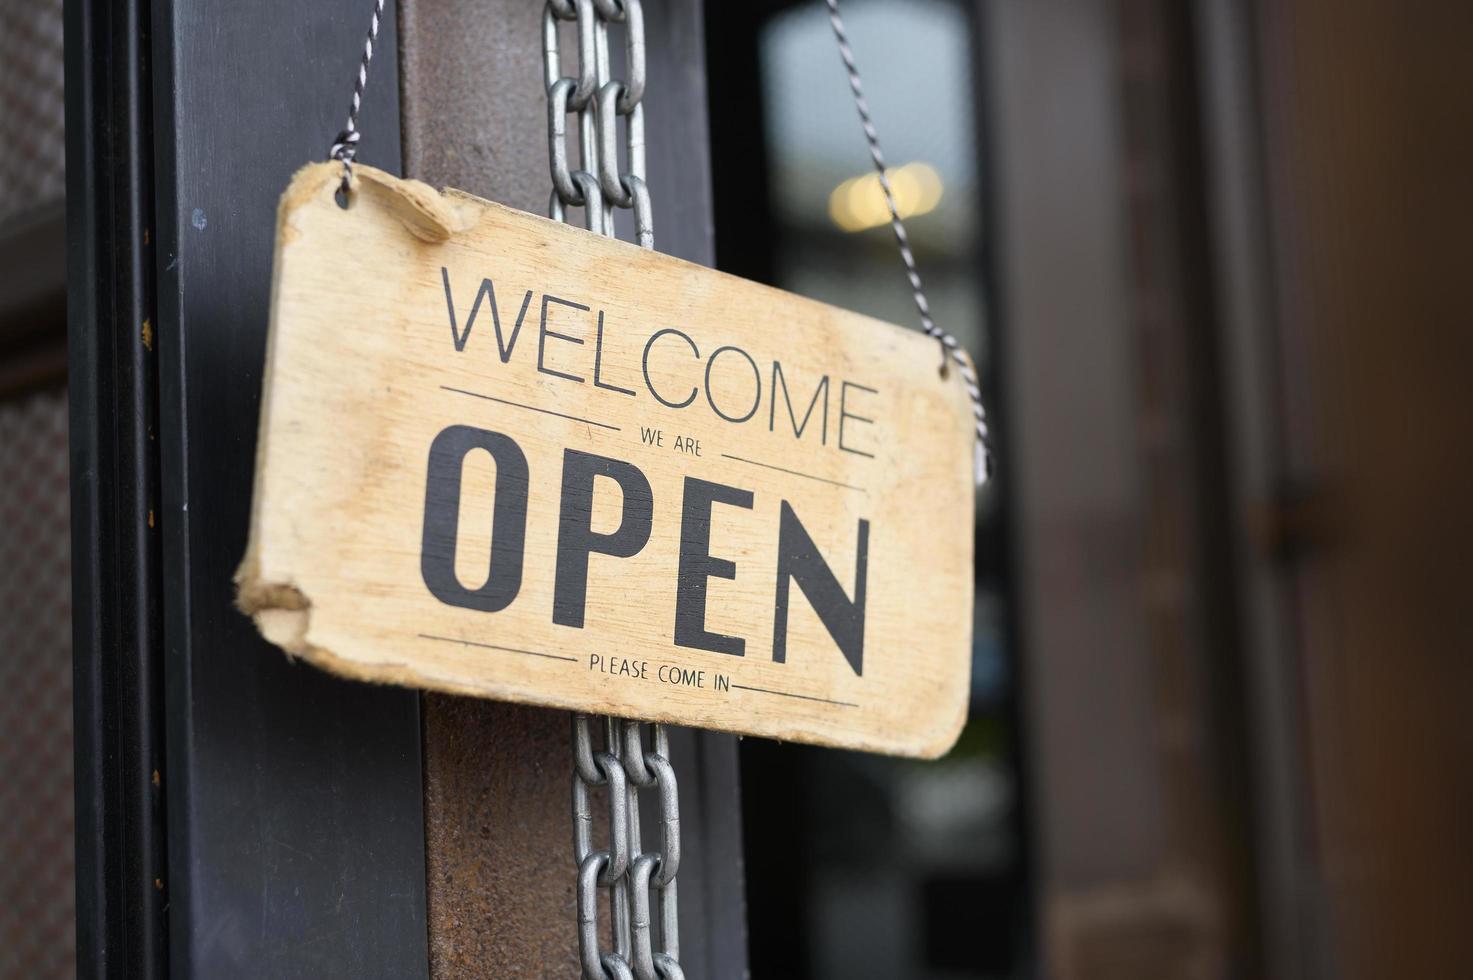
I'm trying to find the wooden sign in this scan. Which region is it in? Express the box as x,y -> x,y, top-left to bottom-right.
237,163 -> 975,757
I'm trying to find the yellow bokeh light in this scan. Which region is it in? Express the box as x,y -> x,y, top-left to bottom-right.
827,162 -> 944,233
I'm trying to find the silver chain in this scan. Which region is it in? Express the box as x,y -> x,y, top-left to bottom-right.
326,7 -> 677,975
545,0 -> 652,246
546,4 -> 680,978
572,717 -> 682,980
824,0 -> 993,486
317,5 -> 970,973
324,0 -> 985,476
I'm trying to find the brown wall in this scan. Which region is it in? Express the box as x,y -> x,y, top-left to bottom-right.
991,0 -> 1473,976
1256,2 -> 1473,977
987,1 -> 1249,975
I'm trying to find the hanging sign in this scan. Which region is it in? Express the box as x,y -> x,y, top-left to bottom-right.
237,163 -> 975,757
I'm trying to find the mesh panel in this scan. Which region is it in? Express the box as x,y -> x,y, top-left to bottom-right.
0,387 -> 75,978
0,0 -> 66,224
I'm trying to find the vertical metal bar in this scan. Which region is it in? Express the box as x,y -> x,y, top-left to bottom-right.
1192,2 -> 1315,975
965,6 -> 1038,975
401,1 -> 747,975
66,0 -> 169,973
147,1 -> 429,976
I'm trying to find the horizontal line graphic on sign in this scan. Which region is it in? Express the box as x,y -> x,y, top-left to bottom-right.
731,683 -> 859,708
418,632 -> 579,663
441,385 -> 621,432
719,453 -> 866,493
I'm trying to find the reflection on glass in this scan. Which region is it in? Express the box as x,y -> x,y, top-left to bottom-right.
828,162 -> 946,232
741,2 -> 1022,979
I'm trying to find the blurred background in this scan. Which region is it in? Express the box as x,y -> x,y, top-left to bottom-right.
708,0 -> 1472,978
2,0 -> 1471,977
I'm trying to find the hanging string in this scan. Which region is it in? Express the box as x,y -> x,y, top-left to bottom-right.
823,0 -> 992,486
328,0 -> 386,198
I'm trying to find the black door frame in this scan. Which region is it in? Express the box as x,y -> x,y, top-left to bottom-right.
67,0 -> 170,972
70,2 -> 430,975
70,1 -> 746,976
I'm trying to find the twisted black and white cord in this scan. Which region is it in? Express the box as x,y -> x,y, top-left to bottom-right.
824,0 -> 992,486
328,0 -> 385,195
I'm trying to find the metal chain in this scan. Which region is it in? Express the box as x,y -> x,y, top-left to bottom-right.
545,0 -> 652,247
326,7 -> 677,975
328,0 -> 386,198
572,717 -> 683,980
824,0 -> 993,486
548,4 -> 678,978
318,7 -> 967,971
321,0 -> 984,476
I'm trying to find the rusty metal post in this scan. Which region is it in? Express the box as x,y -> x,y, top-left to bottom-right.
398,1 -> 747,975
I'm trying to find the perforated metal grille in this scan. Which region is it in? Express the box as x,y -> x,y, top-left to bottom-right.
0,0 -> 66,225
0,387 -> 75,978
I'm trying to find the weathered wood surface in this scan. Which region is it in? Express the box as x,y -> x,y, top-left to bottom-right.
238,163 -> 975,757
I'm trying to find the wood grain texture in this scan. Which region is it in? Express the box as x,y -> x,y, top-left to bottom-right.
238,163 -> 975,757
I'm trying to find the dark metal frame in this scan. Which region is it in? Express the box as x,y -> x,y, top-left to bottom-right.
149,1 -> 429,975
66,0 -> 169,972
965,7 -> 1038,976
71,1 -> 746,976
70,1 -> 429,976
1191,1 -> 1313,974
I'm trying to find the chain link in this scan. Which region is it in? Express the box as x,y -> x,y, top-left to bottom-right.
572,716 -> 681,980
545,0 -> 652,248
313,3 -> 690,971
549,6 -> 674,975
